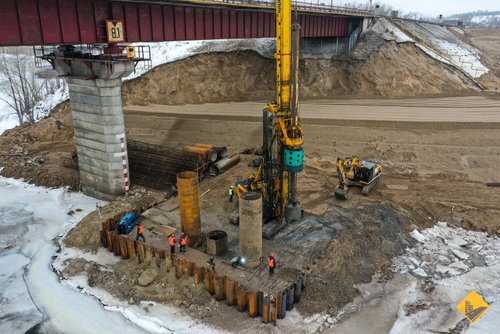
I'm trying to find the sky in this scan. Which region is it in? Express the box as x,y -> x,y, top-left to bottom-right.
336,0 -> 500,17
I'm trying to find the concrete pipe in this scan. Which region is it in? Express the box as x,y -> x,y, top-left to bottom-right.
239,191 -> 262,268
207,230 -> 228,256
177,171 -> 201,246
183,146 -> 217,162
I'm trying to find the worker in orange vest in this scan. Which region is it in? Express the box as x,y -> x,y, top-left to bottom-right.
168,233 -> 176,254
268,253 -> 276,276
180,231 -> 188,253
135,223 -> 145,242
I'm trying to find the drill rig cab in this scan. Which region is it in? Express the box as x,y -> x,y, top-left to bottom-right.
236,0 -> 304,225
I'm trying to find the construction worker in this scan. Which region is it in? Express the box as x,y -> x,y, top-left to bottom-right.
135,223 -> 145,242
179,231 -> 188,253
268,253 -> 276,276
207,257 -> 215,271
168,233 -> 176,254
228,185 -> 235,202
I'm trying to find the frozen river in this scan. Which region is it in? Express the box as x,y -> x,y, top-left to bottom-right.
0,176 -> 227,334
0,177 -> 149,333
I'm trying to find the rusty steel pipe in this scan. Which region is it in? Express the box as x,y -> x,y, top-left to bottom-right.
209,153 -> 241,175
184,146 -> 217,162
177,171 -> 202,246
195,144 -> 228,159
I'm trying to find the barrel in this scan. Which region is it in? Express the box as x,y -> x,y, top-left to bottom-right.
207,230 -> 228,256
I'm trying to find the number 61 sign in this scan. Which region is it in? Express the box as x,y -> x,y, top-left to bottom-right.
106,20 -> 125,43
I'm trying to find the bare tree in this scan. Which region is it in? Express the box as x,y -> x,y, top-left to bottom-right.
0,48 -> 63,127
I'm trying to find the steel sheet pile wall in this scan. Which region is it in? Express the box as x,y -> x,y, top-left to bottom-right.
127,139 -> 205,190
100,213 -> 307,323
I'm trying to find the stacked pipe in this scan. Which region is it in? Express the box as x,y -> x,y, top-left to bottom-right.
184,143 -> 240,176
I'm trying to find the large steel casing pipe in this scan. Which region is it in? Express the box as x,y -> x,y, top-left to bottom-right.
239,191 -> 263,268
177,171 -> 202,246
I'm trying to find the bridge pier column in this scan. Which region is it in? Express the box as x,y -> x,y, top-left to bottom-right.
67,77 -> 130,200
51,53 -> 135,200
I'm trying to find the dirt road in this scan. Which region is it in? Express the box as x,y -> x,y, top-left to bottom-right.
124,96 -> 500,122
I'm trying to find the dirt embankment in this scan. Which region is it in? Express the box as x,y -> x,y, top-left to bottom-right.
0,101 -> 78,189
466,29 -> 500,78
465,29 -> 500,90
123,41 -> 476,106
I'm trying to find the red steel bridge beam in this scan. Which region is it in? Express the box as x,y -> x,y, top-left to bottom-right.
0,0 -> 366,46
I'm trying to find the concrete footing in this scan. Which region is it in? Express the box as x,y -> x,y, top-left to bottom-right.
68,77 -> 130,200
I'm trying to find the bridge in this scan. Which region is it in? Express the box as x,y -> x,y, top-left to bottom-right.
0,0 -> 373,200
0,0 -> 372,46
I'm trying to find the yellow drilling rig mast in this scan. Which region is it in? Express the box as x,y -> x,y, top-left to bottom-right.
237,0 -> 304,224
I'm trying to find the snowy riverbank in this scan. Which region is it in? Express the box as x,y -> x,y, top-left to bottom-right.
0,177 -> 222,333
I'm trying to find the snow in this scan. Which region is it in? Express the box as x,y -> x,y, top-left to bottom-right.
0,177 -> 222,333
31,84 -> 69,121
371,18 -> 413,43
433,40 -> 489,78
320,222 -> 500,333
470,14 -> 500,24
371,18 -> 489,79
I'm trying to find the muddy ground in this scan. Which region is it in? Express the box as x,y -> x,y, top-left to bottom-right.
0,28 -> 499,331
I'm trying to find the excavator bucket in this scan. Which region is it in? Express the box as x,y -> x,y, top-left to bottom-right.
334,186 -> 349,200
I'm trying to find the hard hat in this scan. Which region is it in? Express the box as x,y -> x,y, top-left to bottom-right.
230,185 -> 234,188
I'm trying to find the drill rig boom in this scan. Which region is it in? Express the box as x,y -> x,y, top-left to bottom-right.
262,0 -> 304,223
235,0 -> 304,224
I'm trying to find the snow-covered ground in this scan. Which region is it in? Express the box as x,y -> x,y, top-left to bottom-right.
0,177 -> 223,334
317,222 -> 500,333
375,18 -> 489,78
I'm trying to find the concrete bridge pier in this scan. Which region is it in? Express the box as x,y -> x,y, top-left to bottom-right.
53,56 -> 135,200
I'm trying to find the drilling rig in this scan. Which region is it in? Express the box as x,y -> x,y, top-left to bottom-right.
236,0 -> 304,226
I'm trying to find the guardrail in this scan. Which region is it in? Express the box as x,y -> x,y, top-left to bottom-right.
184,0 -> 374,16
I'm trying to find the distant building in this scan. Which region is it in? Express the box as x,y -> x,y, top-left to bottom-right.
443,19 -> 463,27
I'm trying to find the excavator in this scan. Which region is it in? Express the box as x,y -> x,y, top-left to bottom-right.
235,0 -> 304,225
334,157 -> 382,200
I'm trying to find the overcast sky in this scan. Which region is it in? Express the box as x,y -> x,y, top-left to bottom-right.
338,1 -> 499,16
